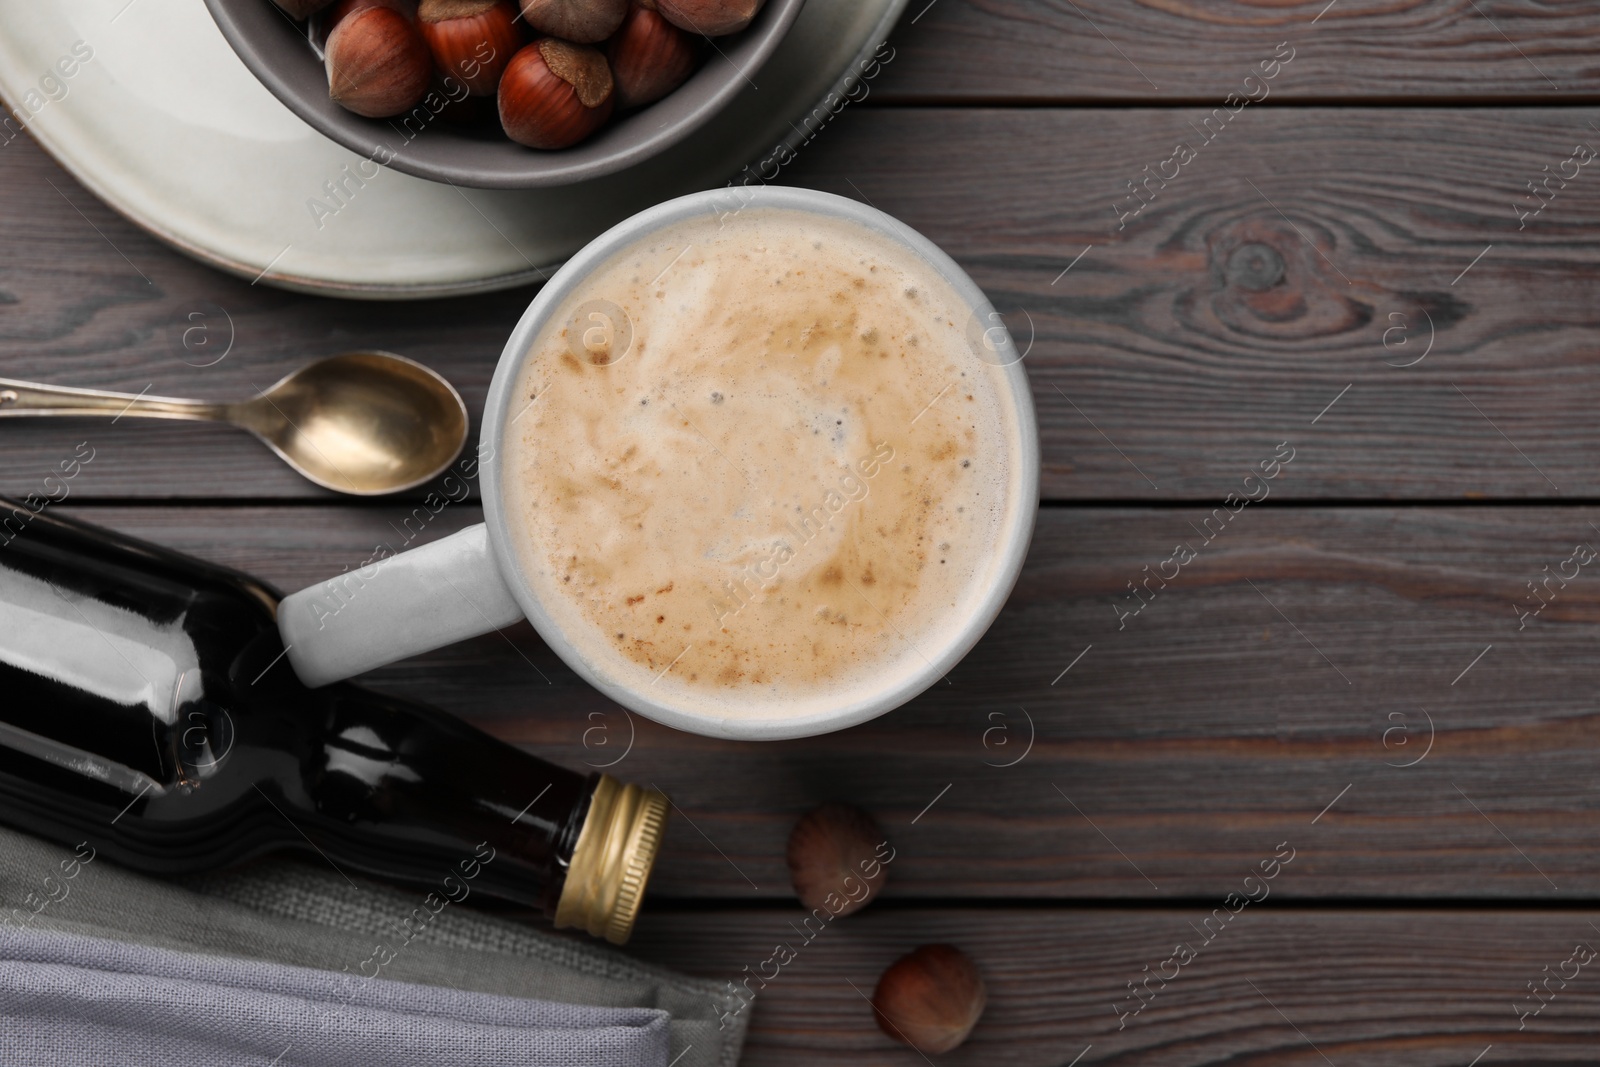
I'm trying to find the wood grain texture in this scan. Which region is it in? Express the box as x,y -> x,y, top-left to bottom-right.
629,906 -> 1600,1066
785,105 -> 1600,500
874,0 -> 1600,102
11,108 -> 1600,499
60,502 -> 1600,899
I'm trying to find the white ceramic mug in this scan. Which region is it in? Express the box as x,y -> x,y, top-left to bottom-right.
279,186 -> 1039,740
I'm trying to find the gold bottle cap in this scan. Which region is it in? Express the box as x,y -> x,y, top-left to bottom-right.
554,775 -> 668,945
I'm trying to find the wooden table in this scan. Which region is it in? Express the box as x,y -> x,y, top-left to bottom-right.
8,1 -> 1600,1062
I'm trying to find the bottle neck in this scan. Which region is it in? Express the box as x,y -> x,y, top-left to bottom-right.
268,664 -> 596,916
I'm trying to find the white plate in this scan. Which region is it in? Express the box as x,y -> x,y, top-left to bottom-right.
0,0 -> 905,298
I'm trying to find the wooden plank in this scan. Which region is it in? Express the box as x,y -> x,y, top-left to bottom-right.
628,906 -> 1600,1065
10,107 -> 1600,500
56,503 -> 1600,899
876,0 -> 1600,102
785,106 -> 1600,500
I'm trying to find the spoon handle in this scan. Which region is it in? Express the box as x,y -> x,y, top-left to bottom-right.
0,378 -> 226,422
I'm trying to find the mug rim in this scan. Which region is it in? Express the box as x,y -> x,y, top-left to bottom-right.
481,186 -> 1040,740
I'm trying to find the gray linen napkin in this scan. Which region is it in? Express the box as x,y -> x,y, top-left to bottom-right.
0,826 -> 745,1067
0,924 -> 668,1066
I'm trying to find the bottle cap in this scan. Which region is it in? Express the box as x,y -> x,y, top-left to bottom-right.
554,775 -> 668,945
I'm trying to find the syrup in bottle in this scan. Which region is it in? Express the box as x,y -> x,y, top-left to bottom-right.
0,499 -> 664,944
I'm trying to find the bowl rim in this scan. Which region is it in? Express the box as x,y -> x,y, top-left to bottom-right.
202,0 -> 809,189
479,186 -> 1043,740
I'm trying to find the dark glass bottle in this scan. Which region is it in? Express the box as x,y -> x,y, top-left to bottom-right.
0,499 -> 665,944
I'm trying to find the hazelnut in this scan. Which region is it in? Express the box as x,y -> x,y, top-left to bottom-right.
519,0 -> 628,44
655,0 -> 764,36
786,804 -> 889,917
871,945 -> 987,1055
272,0 -> 336,17
498,39 -> 614,149
325,5 -> 433,117
418,0 -> 522,95
607,3 -> 697,109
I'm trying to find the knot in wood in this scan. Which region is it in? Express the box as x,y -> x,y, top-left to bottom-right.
1226,243 -> 1285,292
1201,218 -> 1367,340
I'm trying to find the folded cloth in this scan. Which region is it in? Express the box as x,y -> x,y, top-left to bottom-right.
0,924 -> 668,1067
0,826 -> 746,1067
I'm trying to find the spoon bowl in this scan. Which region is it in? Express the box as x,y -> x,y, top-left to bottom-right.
237,353 -> 470,495
0,351 -> 469,497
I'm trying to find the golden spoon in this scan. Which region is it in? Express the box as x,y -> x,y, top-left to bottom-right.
0,352 -> 468,496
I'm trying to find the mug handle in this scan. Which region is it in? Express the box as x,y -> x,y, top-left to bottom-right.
278,523 -> 523,688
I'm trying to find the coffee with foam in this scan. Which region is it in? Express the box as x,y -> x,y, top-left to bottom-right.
502,207 -> 1023,720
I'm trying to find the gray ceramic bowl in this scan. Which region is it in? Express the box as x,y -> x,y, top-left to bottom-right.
204,0 -> 807,189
